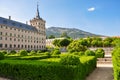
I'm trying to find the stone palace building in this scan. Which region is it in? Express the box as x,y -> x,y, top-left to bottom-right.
0,4 -> 46,51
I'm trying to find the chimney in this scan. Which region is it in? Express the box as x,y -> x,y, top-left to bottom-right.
9,16 -> 11,20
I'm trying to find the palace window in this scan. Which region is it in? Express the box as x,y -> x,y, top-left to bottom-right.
0,37 -> 2,40
10,44 -> 12,48
0,44 -> 2,48
14,44 -> 16,48
0,32 -> 2,35
22,35 -> 23,38
5,44 -> 7,48
21,45 -> 23,48
10,33 -> 12,36
18,45 -> 20,48
10,38 -> 12,41
39,46 -> 41,48
14,38 -> 16,41
5,33 -> 7,36
22,39 -> 23,42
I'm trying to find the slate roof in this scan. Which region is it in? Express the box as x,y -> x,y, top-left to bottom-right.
0,17 -> 38,32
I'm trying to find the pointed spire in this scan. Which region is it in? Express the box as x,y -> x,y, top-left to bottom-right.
36,2 -> 40,19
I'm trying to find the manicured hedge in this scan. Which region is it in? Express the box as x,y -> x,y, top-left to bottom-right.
0,52 -> 5,60
60,55 -> 80,65
0,56 -> 96,80
95,48 -> 105,58
85,50 -> 95,56
112,48 -> 120,80
5,55 -> 49,60
80,56 -> 96,78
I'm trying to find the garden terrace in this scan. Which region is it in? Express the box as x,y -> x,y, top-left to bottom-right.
0,54 -> 96,80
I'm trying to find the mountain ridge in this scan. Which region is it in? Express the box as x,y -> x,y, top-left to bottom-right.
46,27 -> 103,39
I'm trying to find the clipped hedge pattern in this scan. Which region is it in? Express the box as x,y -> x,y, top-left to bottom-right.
60,55 -> 80,65
85,50 -> 95,56
95,48 -> 105,58
0,56 -> 96,80
112,48 -> 120,80
0,52 -> 5,60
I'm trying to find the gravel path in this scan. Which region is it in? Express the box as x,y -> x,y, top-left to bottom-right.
86,64 -> 114,80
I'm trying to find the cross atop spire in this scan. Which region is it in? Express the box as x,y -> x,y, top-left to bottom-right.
36,2 -> 40,19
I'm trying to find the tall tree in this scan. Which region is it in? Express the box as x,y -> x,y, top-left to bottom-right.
52,39 -> 60,47
59,39 -> 71,47
49,35 -> 55,39
60,32 -> 70,38
67,40 -> 87,52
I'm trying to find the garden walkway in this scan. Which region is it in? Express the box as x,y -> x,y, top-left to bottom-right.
86,55 -> 114,80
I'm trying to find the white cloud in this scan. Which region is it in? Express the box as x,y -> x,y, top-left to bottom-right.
88,7 -> 95,12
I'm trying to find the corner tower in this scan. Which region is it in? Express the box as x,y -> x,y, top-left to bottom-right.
30,3 -> 46,49
30,3 -> 46,35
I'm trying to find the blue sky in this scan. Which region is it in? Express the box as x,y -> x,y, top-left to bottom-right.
0,0 -> 120,36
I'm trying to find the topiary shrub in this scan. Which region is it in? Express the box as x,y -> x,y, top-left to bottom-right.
0,50 -> 7,54
73,52 -> 79,55
52,50 -> 61,55
30,50 -> 36,55
37,50 -> 42,54
67,41 -> 87,53
9,50 -> 17,54
73,52 -> 84,56
60,54 -> 80,65
78,51 -> 85,56
27,50 -> 31,53
19,50 -> 28,56
0,52 -> 5,60
85,50 -> 95,56
95,48 -> 105,58
45,52 -> 51,58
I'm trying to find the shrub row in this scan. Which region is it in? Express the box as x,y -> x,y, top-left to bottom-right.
0,52 -> 5,60
80,56 -> 97,79
5,55 -> 50,60
112,48 -> 120,80
72,48 -> 105,58
0,56 -> 96,80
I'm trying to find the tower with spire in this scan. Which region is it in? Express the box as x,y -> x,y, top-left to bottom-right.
30,2 -> 46,48
30,2 -> 46,35
36,3 -> 40,19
